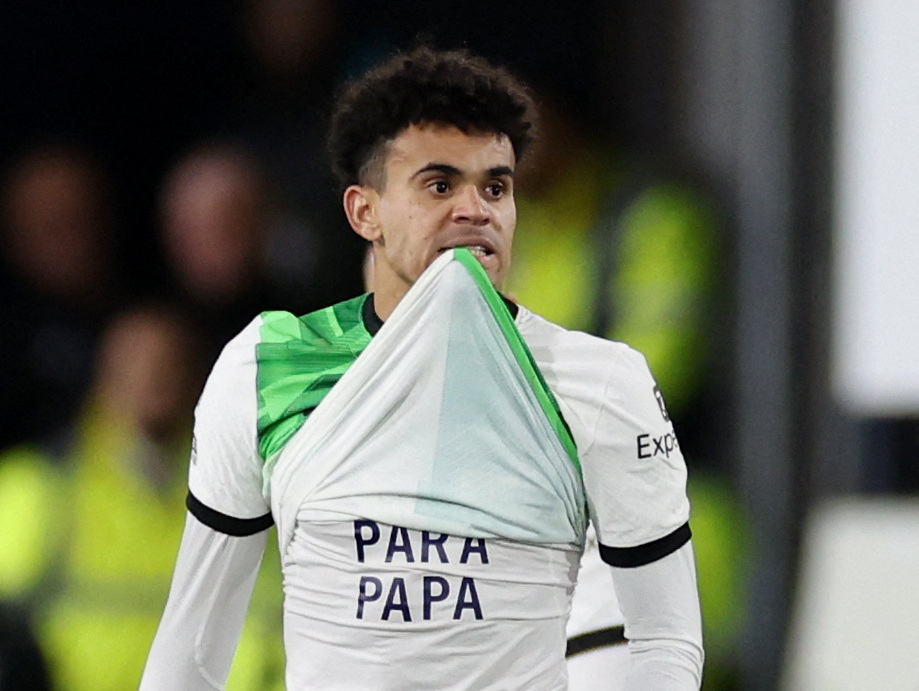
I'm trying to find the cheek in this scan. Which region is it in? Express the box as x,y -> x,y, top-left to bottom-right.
500,205 -> 517,243
386,204 -> 431,250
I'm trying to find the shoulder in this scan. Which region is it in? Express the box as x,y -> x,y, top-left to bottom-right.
211,314 -> 265,372
205,297 -> 371,464
516,305 -> 654,399
517,308 -> 690,550
208,294 -> 370,388
515,305 -> 669,460
261,295 -> 370,345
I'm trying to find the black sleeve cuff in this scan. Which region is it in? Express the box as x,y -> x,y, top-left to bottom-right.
566,626 -> 627,658
599,522 -> 692,568
186,491 -> 274,537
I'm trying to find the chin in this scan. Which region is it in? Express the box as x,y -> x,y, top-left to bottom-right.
487,273 -> 506,292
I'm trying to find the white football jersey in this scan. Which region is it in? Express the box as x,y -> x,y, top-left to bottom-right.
187,248 -> 690,689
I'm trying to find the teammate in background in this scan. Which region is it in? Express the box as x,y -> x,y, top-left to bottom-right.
142,46 -> 704,689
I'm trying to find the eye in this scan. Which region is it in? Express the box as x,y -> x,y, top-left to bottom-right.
428,180 -> 450,195
486,181 -> 506,199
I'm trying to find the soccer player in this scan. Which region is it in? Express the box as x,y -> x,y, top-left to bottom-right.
141,46 -> 704,689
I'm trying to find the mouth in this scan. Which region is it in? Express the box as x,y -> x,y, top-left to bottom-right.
437,244 -> 495,258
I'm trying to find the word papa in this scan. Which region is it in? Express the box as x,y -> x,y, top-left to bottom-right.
353,519 -> 488,622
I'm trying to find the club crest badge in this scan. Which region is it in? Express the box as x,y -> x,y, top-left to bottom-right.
653,385 -> 670,423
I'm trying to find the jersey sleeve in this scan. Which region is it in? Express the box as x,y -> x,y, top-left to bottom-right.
187,317 -> 273,535
140,513 -> 269,690
581,345 -> 691,567
611,542 -> 705,688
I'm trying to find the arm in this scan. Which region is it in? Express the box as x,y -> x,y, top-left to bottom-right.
140,512 -> 268,690
141,318 -> 274,688
611,540 -> 704,690
574,344 -> 704,688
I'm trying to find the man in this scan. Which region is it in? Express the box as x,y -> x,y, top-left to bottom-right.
141,46 -> 704,689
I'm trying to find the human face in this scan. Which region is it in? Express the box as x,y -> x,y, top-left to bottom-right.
345,123 -> 516,319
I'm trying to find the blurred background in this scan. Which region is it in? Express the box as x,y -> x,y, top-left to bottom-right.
1,1 -> 917,689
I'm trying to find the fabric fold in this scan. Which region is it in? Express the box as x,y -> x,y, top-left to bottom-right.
267,249 -> 587,553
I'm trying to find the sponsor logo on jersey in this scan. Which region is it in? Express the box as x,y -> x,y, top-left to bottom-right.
636,431 -> 680,460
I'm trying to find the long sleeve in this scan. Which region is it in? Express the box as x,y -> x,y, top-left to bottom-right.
139,512 -> 268,690
611,541 -> 704,690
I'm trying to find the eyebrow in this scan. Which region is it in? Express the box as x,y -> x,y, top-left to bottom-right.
411,163 -> 515,179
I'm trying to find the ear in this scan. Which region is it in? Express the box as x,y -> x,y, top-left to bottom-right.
343,185 -> 382,242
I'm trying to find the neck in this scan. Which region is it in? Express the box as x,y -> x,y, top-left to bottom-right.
367,253 -> 410,320
368,284 -> 405,321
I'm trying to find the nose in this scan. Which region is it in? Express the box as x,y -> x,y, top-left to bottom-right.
451,184 -> 490,225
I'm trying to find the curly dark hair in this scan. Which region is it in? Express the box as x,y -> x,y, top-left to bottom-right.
328,46 -> 537,191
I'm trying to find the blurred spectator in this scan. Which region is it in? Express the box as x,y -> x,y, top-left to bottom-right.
156,142 -> 288,358
509,96 -> 724,434
236,0 -> 340,107
0,144 -> 126,450
225,0 -> 364,311
0,305 -> 284,690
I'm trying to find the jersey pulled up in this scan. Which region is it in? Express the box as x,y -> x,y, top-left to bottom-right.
187,249 -> 690,689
